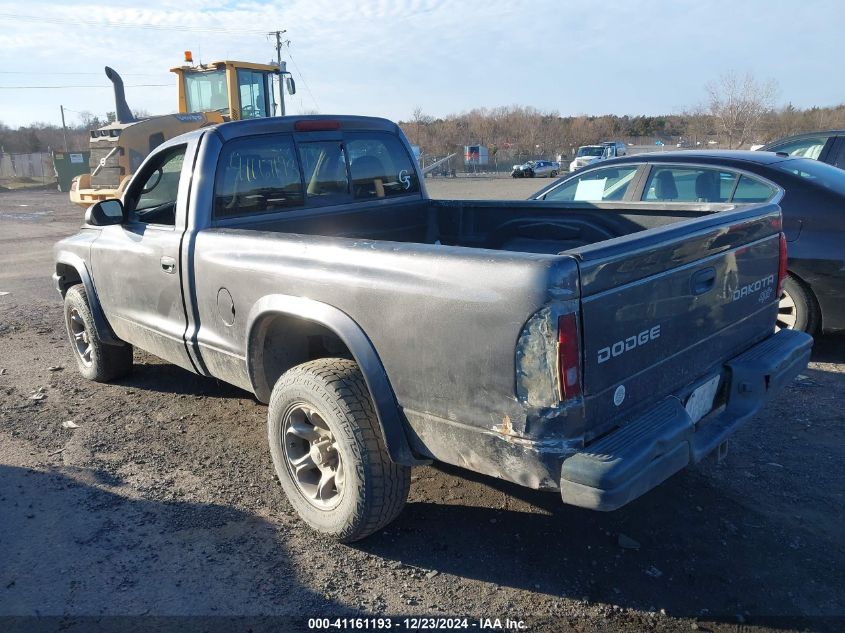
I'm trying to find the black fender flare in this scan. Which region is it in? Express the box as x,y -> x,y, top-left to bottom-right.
245,294 -> 427,466
54,252 -> 122,346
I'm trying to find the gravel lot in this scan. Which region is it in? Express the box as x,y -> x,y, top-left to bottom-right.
1,184 -> 843,632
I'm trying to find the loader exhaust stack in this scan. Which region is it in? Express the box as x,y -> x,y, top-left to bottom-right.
104,66 -> 136,124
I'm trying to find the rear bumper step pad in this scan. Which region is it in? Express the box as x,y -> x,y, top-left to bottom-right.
560,329 -> 813,511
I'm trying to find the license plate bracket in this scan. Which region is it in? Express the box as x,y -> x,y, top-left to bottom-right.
685,375 -> 721,424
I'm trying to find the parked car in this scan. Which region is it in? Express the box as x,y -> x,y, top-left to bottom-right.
757,130 -> 845,169
512,159 -> 560,178
531,151 -> 845,335
54,118 -> 810,541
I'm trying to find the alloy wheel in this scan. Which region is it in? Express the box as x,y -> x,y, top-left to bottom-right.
776,289 -> 797,331
68,308 -> 93,366
282,403 -> 345,509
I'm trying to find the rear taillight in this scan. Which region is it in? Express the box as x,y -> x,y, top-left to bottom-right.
777,232 -> 788,295
557,313 -> 582,401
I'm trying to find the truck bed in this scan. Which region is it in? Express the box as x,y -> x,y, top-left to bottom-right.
234,198 -> 723,254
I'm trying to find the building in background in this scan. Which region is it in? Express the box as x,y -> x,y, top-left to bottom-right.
464,145 -> 489,166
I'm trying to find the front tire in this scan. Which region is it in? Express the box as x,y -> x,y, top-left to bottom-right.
777,274 -> 820,335
550,170 -> 558,178
63,285 -> 133,382
268,358 -> 411,542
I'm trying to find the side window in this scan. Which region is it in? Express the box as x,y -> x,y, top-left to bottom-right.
299,141 -> 350,203
129,146 -> 186,226
236,69 -> 270,119
214,135 -> 304,219
731,176 -> 777,203
346,132 -> 420,199
767,136 -> 827,160
543,166 -> 638,202
642,166 -> 736,202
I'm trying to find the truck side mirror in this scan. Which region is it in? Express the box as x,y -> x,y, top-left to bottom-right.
286,76 -> 296,95
85,199 -> 125,226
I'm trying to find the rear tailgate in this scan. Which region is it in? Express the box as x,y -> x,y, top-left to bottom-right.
575,203 -> 783,441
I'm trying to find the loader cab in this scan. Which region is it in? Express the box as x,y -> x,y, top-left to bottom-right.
171,60 -> 279,121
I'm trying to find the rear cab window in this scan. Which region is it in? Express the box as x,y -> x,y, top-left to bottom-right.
213,129 -> 419,220
214,135 -> 304,218
299,141 -> 350,204
346,132 -> 420,199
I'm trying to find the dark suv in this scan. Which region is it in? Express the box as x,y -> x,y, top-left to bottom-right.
759,130 -> 845,170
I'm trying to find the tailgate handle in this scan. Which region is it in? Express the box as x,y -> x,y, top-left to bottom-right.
690,267 -> 716,295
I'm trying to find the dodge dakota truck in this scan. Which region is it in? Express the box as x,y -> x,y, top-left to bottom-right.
54,115 -> 812,541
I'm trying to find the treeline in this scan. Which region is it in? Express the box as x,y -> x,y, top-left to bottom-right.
3,101 -> 844,161
0,111 -> 118,154
0,122 -> 89,154
399,103 -> 845,162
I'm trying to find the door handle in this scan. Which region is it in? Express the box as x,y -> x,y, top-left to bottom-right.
690,267 -> 716,295
160,256 -> 177,274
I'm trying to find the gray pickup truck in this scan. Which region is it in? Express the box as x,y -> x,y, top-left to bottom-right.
54,115 -> 812,541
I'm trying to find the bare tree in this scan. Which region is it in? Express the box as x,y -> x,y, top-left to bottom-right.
706,72 -> 778,149
683,105 -> 713,147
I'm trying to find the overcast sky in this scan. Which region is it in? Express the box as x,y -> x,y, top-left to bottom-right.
0,0 -> 842,129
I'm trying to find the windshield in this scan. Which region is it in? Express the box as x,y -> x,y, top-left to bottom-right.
577,146 -> 604,158
184,69 -> 228,113
774,158 -> 845,197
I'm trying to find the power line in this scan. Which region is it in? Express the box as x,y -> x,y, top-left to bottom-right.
0,71 -> 166,77
287,49 -> 320,112
0,84 -> 171,89
0,12 -> 267,34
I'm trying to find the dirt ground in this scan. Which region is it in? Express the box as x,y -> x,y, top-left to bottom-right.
1,184 -> 843,633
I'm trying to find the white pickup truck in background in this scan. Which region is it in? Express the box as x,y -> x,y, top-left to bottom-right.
570,141 -> 627,171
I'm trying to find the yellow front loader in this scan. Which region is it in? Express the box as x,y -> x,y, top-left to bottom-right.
70,56 -> 279,207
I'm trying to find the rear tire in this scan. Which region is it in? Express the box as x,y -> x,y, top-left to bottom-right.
777,274 -> 820,335
550,170 -> 558,178
63,285 -> 133,382
268,358 -> 411,542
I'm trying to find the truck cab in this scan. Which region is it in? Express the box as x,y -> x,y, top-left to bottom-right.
570,141 -> 627,172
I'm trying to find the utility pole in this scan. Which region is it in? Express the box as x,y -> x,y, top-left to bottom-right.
59,105 -> 69,152
269,30 -> 288,116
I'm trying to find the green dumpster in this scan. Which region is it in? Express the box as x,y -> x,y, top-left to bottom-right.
53,151 -> 90,192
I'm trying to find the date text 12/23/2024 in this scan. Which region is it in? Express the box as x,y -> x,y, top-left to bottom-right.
308,617 -> 528,630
